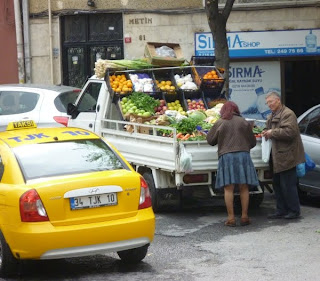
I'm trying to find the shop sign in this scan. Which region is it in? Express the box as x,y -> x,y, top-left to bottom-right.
195,29 -> 320,58
229,61 -> 281,120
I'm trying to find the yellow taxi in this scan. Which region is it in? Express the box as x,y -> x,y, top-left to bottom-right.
0,121 -> 155,276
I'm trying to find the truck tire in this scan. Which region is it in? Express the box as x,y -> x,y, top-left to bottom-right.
117,244 -> 149,264
0,231 -> 19,277
249,192 -> 264,209
143,172 -> 161,213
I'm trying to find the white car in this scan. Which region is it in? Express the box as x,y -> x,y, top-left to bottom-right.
0,84 -> 81,131
297,104 -> 320,198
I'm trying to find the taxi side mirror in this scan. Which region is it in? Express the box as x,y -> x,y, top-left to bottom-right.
67,103 -> 79,119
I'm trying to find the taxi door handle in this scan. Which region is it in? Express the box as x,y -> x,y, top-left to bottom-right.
89,123 -> 93,128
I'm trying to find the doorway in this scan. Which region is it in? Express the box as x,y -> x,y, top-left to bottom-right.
284,59 -> 320,117
61,13 -> 124,88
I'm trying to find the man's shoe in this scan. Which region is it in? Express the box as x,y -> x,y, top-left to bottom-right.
267,212 -> 286,219
284,213 -> 300,219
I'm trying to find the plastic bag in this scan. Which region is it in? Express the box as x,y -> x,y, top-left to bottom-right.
296,162 -> 306,178
305,153 -> 315,172
296,153 -> 315,178
261,137 -> 272,163
179,143 -> 193,173
155,46 -> 176,58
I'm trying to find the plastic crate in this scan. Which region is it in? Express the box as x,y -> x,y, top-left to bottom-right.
171,67 -> 199,93
128,70 -> 157,93
152,68 -> 177,94
107,70 -> 133,96
192,66 -> 225,89
202,88 -> 228,109
165,91 -> 186,112
190,56 -> 215,66
182,90 -> 207,111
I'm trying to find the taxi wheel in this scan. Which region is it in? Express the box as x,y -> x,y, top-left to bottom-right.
143,172 -> 161,213
0,231 -> 19,277
117,244 -> 149,264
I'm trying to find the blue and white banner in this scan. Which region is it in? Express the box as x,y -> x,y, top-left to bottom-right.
229,61 -> 281,120
195,29 -> 320,58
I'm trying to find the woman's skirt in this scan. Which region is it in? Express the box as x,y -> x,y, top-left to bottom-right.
215,151 -> 259,189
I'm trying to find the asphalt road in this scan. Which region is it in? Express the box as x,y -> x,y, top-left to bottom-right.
2,192 -> 320,281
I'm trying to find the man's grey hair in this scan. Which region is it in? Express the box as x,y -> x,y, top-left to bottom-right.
265,91 -> 281,100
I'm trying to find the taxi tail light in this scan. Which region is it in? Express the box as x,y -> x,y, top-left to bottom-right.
20,189 -> 49,222
138,177 -> 152,209
53,116 -> 69,127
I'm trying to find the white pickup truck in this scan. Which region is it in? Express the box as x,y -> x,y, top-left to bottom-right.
67,67 -> 271,212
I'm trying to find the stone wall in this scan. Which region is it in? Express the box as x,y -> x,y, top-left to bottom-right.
28,6 -> 320,84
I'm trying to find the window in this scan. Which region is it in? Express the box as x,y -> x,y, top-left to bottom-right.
299,107 -> 320,138
77,83 -> 102,112
14,139 -> 128,180
54,90 -> 81,113
0,91 -> 39,115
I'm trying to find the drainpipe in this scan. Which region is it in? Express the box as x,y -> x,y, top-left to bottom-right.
13,0 -> 25,84
48,0 -> 54,84
22,0 -> 31,83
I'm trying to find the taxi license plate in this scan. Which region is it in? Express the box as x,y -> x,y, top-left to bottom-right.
70,193 -> 117,210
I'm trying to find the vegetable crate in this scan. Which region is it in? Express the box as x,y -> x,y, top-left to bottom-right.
182,90 -> 207,111
152,68 -> 177,94
164,91 -> 186,112
128,69 -> 157,94
107,70 -> 133,96
192,66 -> 225,95
202,88 -> 228,108
171,67 -> 199,93
190,56 -> 215,66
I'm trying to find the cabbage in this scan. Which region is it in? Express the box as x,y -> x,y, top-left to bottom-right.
188,110 -> 207,122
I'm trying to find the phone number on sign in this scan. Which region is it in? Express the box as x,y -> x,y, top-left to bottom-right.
265,48 -> 304,55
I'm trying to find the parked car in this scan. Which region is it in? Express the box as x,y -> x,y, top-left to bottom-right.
0,84 -> 81,131
297,104 -> 320,198
0,121 -> 155,277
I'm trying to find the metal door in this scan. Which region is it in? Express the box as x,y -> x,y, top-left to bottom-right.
61,13 -> 124,88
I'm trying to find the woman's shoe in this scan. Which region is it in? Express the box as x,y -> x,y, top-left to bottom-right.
224,219 -> 236,227
240,217 -> 251,226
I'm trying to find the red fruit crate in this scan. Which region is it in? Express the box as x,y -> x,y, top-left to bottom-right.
182,90 -> 207,111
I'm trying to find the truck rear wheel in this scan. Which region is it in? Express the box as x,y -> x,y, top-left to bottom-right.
143,172 -> 182,212
143,172 -> 161,212
249,192 -> 264,208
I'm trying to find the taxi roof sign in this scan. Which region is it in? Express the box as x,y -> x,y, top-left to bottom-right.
6,120 -> 37,131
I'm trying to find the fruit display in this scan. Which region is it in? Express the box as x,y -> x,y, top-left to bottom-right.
166,100 -> 186,115
186,98 -> 206,111
109,74 -> 133,94
155,80 -> 176,92
155,99 -> 167,115
119,92 -> 159,118
202,70 -> 221,80
129,73 -> 154,92
174,74 -> 198,90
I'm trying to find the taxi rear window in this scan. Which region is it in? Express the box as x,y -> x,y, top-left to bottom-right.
13,139 -> 128,180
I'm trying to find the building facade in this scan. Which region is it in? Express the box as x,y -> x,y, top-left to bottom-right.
3,0 -> 320,116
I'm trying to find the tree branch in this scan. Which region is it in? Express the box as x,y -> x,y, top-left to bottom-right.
222,0 -> 235,19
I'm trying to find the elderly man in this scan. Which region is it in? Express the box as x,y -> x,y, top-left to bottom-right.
262,92 -> 305,219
